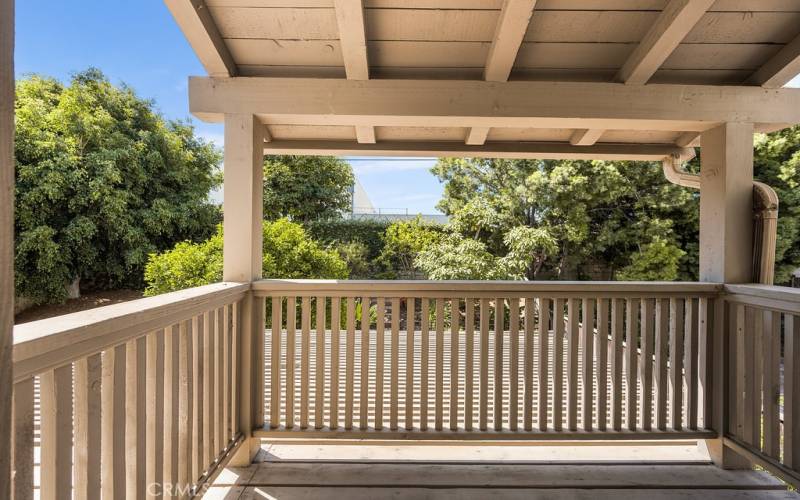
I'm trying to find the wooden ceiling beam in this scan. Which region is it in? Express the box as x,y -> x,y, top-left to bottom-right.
468,0 -> 536,144
570,129 -> 604,146
748,31 -> 800,88
616,0 -> 714,85
333,0 -> 369,80
355,126 -> 376,144
190,77 -> 800,131
165,0 -> 237,77
484,0 -> 537,83
675,131 -> 700,148
263,140 -> 692,162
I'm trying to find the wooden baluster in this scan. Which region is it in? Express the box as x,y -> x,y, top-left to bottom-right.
359,296 -> 370,430
610,298 -> 624,431
763,310 -> 781,458
465,299 -> 475,431
270,297 -> 283,429
480,298 -> 490,431
231,301 -> 240,437
435,298 -> 444,431
13,377 -> 35,500
145,331 -> 164,499
450,298 -> 460,431
345,297 -> 356,430
203,312 -> 215,464
215,308 -> 224,454
420,298 -> 430,431
538,297 -> 550,431
751,306 -> 764,449
405,298 -> 416,431
553,298 -> 565,432
639,299 -> 654,431
730,304 -> 748,440
737,305 -> 752,442
391,297 -> 400,431
74,354 -> 101,500
625,298 -> 639,430
669,298 -> 685,431
684,298 -> 699,431
40,365 -> 73,500
128,337 -> 148,498
523,298 -> 534,431
331,296 -> 341,430
581,298 -> 595,431
105,344 -> 128,499
567,298 -> 580,432
494,298 -> 505,431
223,306 -> 231,442
376,297 -> 386,430
698,298 -> 711,430
177,323 -> 190,497
654,299 -> 669,431
301,297 -> 311,430
286,297 -> 297,429
784,314 -> 800,469
315,296 -> 326,429
596,298 -> 609,432
190,317 -> 202,485
509,298 -> 520,431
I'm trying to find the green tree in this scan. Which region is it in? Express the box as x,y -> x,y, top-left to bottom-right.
379,217 -> 443,278
14,70 -> 221,304
263,155 -> 354,222
144,218 -> 348,296
430,158 -> 696,281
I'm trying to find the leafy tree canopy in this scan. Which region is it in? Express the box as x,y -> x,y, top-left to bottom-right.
379,217 -> 444,278
144,218 -> 348,296
15,69 -> 221,304
263,155 -> 354,222
427,158 -> 697,281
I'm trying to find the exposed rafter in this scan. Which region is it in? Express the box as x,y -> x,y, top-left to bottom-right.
333,0 -> 369,80
190,77 -> 800,131
675,131 -> 700,148
466,127 -> 490,146
616,0 -> 714,85
263,140 -> 691,162
748,32 -> 800,88
164,0 -> 237,77
355,126 -> 376,144
468,0 -> 537,144
570,129 -> 604,146
484,0 -> 537,83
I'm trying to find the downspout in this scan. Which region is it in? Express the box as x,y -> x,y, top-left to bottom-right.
661,154 -> 779,285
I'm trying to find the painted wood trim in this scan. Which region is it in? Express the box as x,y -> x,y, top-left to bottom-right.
333,0 -> 369,80
748,31 -> 800,88
484,0 -> 537,82
165,0 -> 237,77
617,0 -> 715,84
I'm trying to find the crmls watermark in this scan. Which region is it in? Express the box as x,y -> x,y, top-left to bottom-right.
147,482 -> 209,497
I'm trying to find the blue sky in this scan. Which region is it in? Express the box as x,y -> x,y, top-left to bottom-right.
13,0 -> 443,214
14,2 -> 800,214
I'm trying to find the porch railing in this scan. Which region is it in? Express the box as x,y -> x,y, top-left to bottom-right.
10,279 -> 800,497
253,280 -> 721,439
721,284 -> 800,488
11,282 -> 247,499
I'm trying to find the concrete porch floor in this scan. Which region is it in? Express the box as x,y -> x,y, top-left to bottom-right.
202,441 -> 798,499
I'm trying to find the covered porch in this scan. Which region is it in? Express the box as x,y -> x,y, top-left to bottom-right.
4,0 -> 800,498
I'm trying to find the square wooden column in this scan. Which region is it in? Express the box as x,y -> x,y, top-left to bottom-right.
699,122 -> 754,469
223,114 -> 265,465
0,0 -> 14,496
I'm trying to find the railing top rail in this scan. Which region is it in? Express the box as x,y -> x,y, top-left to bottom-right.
12,282 -> 249,383
724,283 -> 800,314
253,279 -> 723,297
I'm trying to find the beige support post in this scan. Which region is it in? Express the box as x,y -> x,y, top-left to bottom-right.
223,114 -> 265,466
0,0 -> 14,496
698,122 -> 754,469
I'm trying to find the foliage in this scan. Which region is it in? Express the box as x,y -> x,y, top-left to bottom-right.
429,158 -> 697,281
753,127 -> 800,284
416,233 -> 510,280
14,69 -> 221,304
379,217 -> 443,278
616,236 -> 685,281
263,155 -> 354,222
306,218 -> 391,277
144,218 -> 348,295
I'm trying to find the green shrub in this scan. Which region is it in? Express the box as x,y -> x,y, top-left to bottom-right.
144,218 -> 348,296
